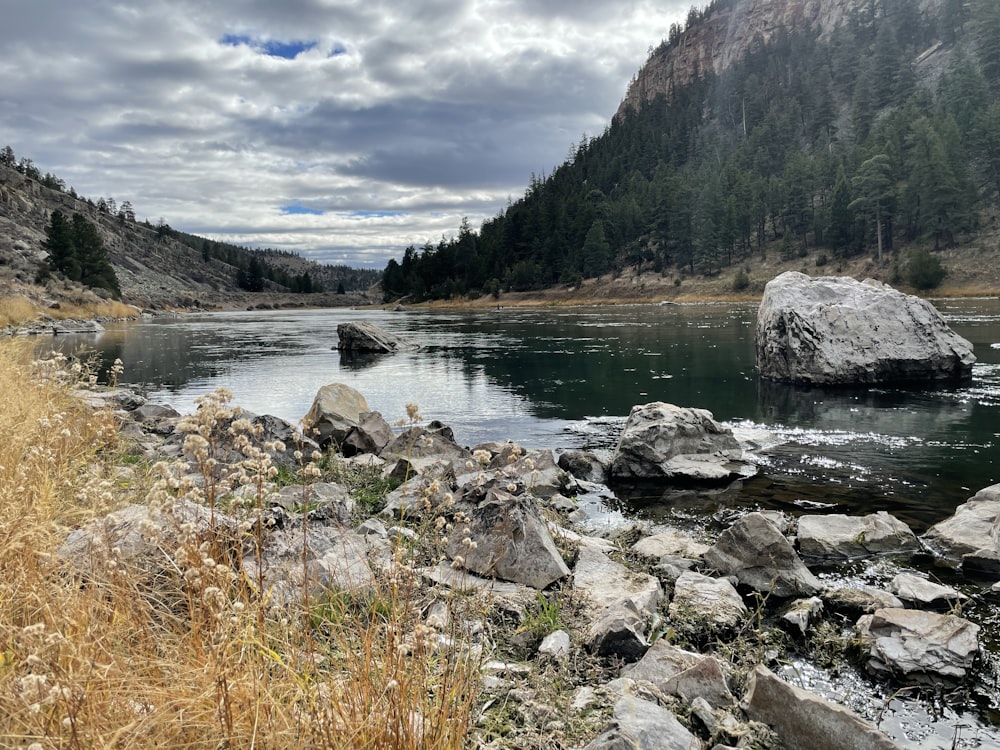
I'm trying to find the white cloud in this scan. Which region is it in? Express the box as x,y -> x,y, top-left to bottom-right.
0,0 -> 690,268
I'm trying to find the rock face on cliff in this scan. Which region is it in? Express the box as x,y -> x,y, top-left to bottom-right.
616,0 -> 942,118
755,272 -> 975,385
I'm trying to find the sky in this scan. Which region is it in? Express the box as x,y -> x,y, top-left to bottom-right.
1,0 -> 690,269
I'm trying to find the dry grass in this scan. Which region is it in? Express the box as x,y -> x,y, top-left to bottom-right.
0,296 -> 140,327
0,340 -> 481,749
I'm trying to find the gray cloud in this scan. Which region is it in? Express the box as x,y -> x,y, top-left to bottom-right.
0,0 -> 690,267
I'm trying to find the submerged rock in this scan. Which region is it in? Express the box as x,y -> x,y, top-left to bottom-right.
755,272 -> 975,385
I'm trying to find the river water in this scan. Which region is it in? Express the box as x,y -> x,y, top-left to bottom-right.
39,297 -> 1000,745
48,298 -> 1000,530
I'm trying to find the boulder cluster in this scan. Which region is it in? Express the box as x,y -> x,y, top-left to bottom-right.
61,382 -> 999,749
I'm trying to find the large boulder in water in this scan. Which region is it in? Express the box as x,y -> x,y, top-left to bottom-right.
610,402 -> 752,482
755,272 -> 975,385
336,321 -> 418,353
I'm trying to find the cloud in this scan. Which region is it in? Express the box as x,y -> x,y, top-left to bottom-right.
0,0 -> 690,268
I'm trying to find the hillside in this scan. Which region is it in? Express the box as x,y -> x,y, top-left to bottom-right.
382,0 -> 1000,303
0,161 -> 379,314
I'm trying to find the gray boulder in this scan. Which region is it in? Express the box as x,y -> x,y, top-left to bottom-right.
446,487 -> 570,589
302,383 -> 371,449
797,511 -> 919,560
822,585 -> 904,618
610,402 -> 752,482
856,608 -> 980,680
584,695 -> 700,750
335,320 -> 419,353
742,664 -> 903,750
756,272 -> 975,385
586,599 -> 650,661
704,512 -> 822,597
557,450 -> 608,482
623,639 -> 735,708
923,484 -> 1000,560
342,410 -> 394,456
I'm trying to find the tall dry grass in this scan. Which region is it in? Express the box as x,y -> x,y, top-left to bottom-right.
0,340 -> 481,749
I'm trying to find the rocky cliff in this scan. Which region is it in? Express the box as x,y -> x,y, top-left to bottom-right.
616,0 -> 943,118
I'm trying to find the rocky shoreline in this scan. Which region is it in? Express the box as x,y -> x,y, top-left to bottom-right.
61,379 -> 1000,749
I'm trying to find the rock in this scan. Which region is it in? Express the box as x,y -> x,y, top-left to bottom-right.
335,320 -> 419,353
488,448 -> 574,499
302,383 -> 371,449
669,571 -> 747,630
270,481 -> 354,522
381,425 -> 472,465
130,402 -> 181,435
742,664 -> 903,750
755,272 -> 975,385
704,512 -> 822,597
856,608 -> 980,680
889,572 -> 967,609
797,512 -> 919,560
623,639 -> 735,708
962,548 -> 1000,579
821,585 -> 904,618
780,597 -> 824,638
446,487 -> 570,589
60,498 -> 240,580
538,630 -> 571,661
631,529 -> 710,560
923,484 -> 1000,560
586,599 -> 649,661
609,402 -> 753,482
572,544 -> 663,616
249,413 -> 322,467
557,450 -> 608,482
342,411 -> 394,456
380,470 -> 456,519
258,525 -> 384,604
583,695 -> 700,750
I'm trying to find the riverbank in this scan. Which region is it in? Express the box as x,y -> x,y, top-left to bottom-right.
2,337 -> 998,748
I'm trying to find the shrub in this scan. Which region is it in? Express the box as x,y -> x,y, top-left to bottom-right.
906,247 -> 946,290
732,268 -> 750,292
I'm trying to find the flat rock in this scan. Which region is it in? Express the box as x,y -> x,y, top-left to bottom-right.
821,585 -> 904,618
742,664 -> 903,749
856,608 -> 980,680
889,572 -> 967,608
755,272 -> 975,385
704,512 -> 821,597
572,544 -> 663,616
583,695 -> 701,750
669,571 -> 747,630
632,529 -> 710,560
797,512 -> 919,560
923,484 -> 1000,560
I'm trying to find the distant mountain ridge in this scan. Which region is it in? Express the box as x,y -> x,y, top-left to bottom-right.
0,161 -> 379,310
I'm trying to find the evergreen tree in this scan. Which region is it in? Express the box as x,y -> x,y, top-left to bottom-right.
828,167 -> 856,256
850,154 -> 895,261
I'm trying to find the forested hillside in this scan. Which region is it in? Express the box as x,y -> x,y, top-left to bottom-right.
382,0 -> 1000,301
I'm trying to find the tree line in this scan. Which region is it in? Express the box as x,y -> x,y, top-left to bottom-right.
382,0 -> 1000,301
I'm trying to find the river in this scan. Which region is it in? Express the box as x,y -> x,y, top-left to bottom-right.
42,298 -> 1000,529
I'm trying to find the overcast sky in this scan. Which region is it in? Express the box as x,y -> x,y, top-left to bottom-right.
1,0 -> 690,268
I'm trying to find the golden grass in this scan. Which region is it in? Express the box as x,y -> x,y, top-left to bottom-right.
0,297 -> 140,327
0,340 -> 480,749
